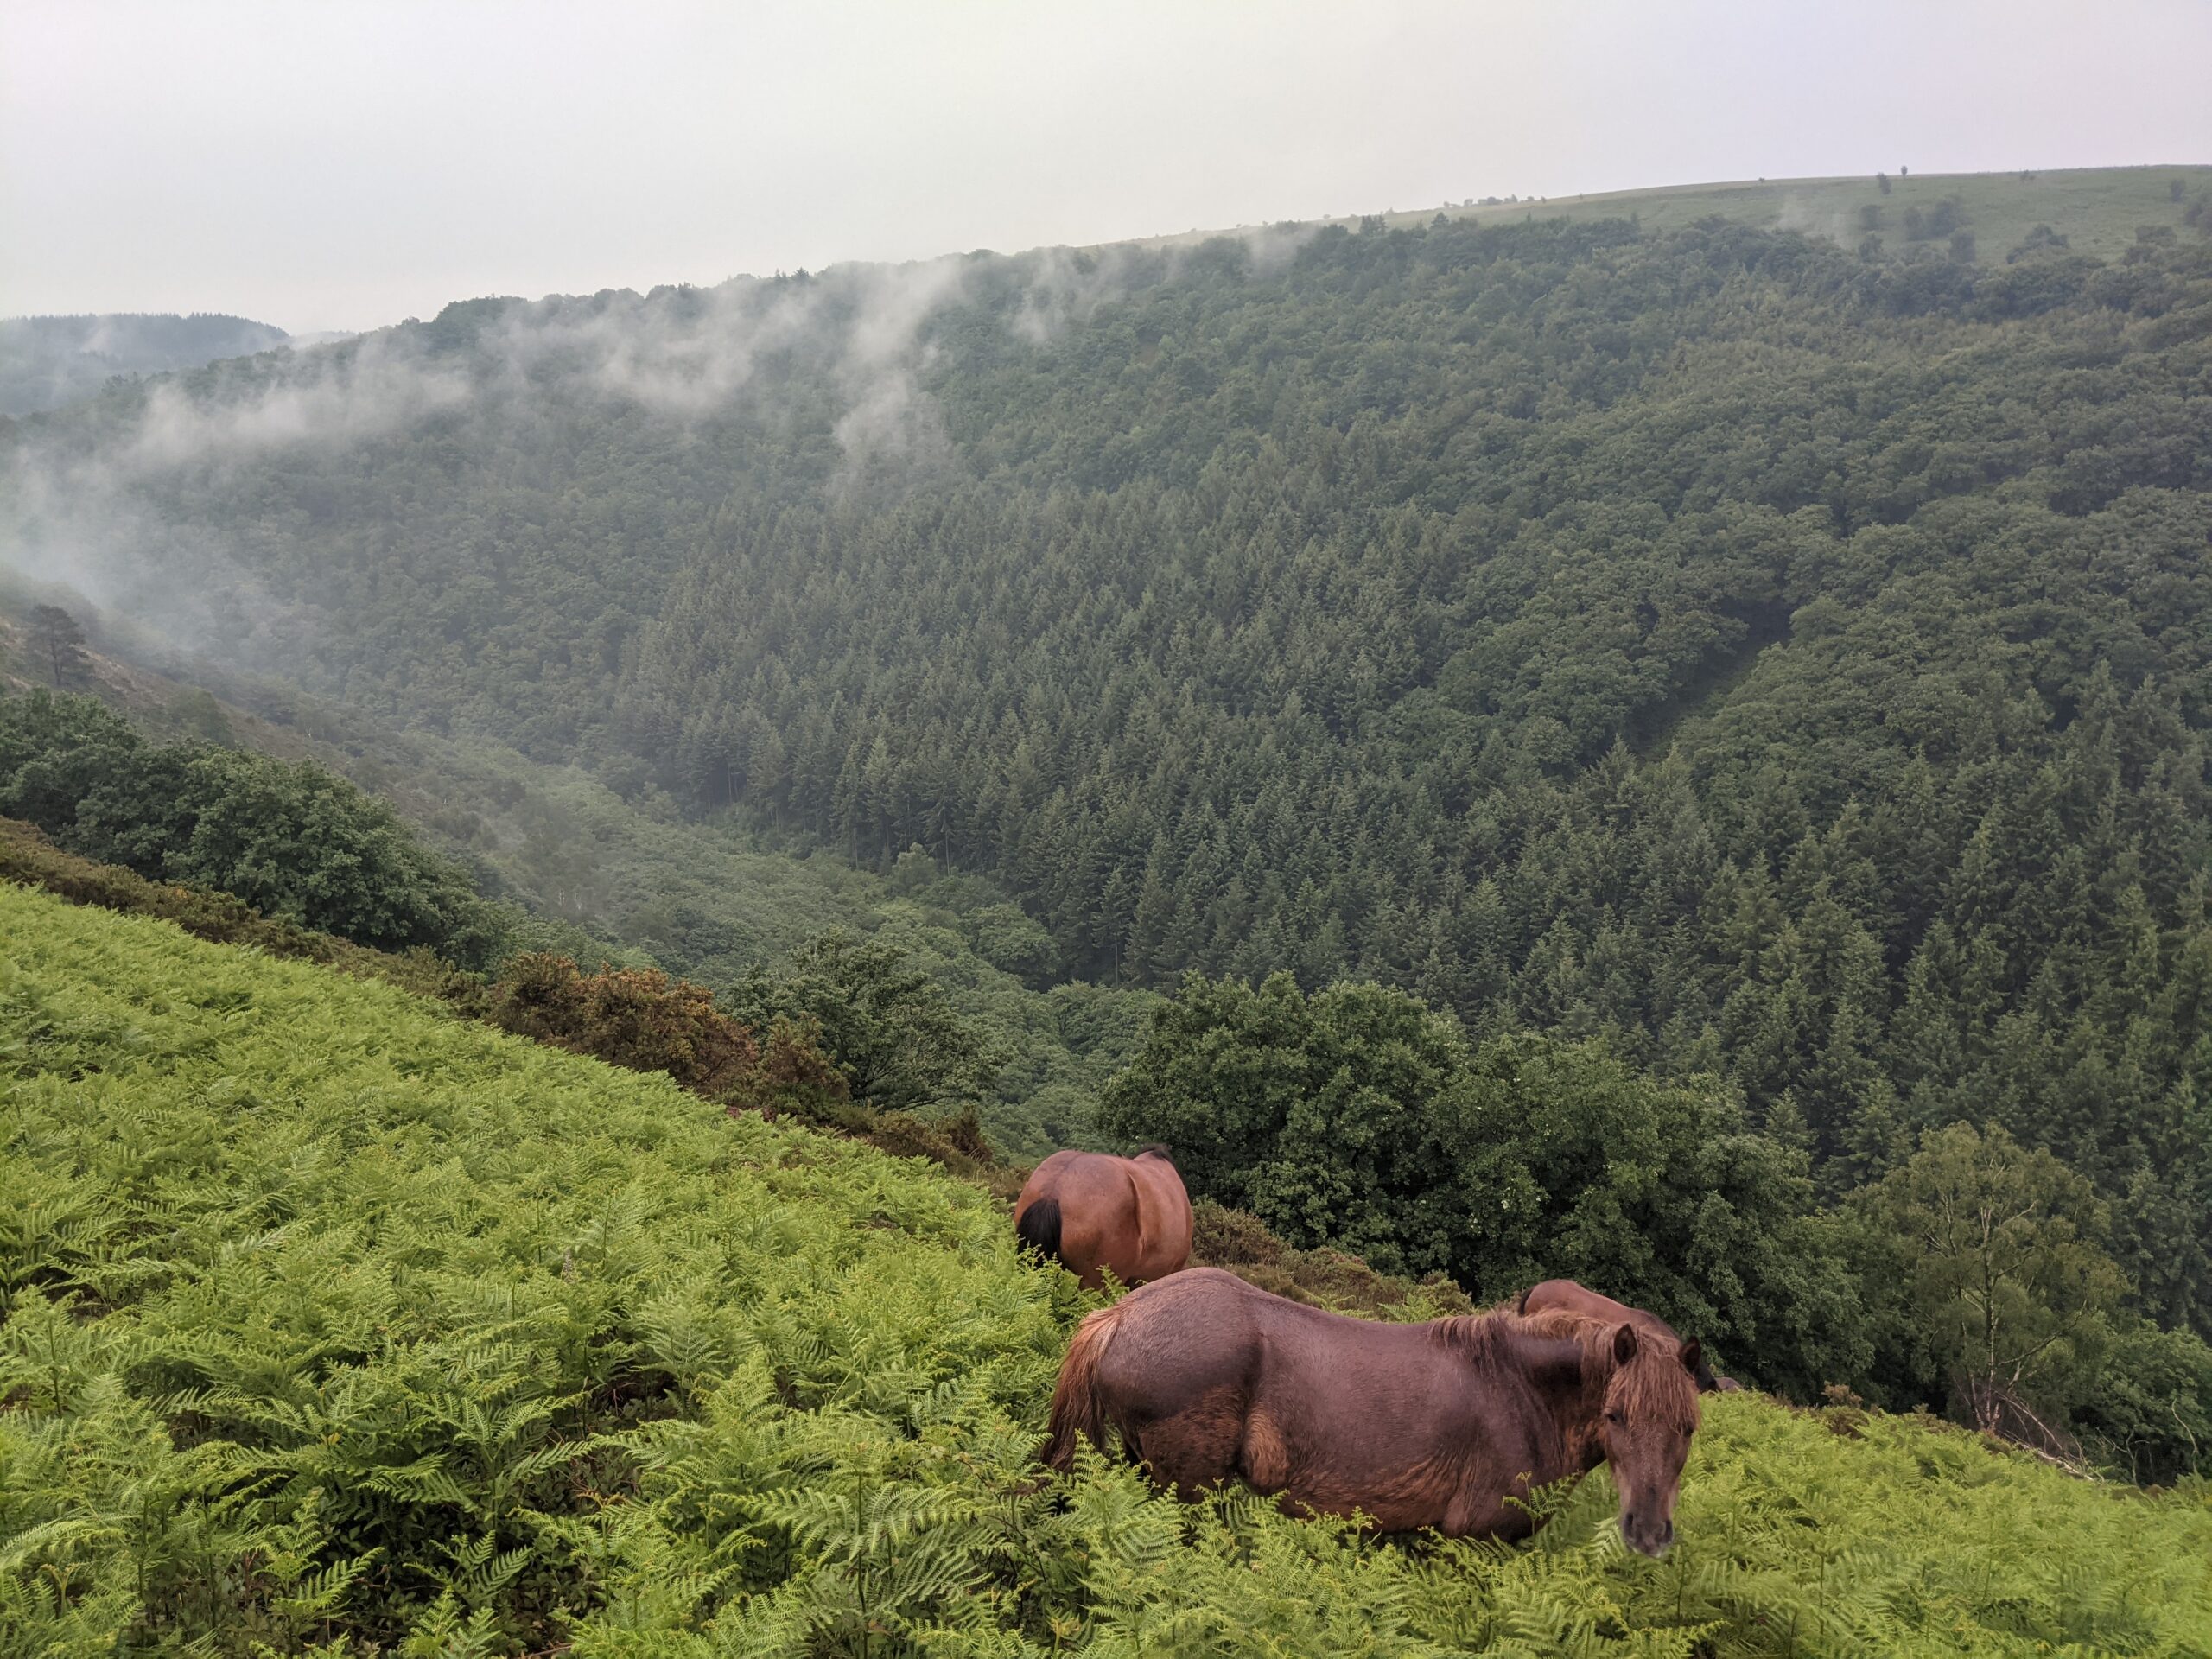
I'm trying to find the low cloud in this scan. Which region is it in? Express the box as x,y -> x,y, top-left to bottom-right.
1,225 -> 1321,660
125,334 -> 470,470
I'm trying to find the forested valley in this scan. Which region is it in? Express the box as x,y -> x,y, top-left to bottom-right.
7,170 -> 2212,1487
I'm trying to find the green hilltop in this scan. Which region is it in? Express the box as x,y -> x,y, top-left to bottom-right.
5,881 -> 2211,1655
1177,162 -> 2212,265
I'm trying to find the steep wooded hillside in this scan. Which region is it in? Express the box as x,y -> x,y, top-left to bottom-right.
8,179 -> 2209,1308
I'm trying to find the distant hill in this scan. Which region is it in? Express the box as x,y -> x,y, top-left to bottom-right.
1158,163 -> 2212,267
0,310 -> 288,416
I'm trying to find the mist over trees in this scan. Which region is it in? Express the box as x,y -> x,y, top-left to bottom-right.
0,312 -> 290,416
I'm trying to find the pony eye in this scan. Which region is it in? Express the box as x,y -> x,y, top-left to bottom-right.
1605,1408 -> 1625,1426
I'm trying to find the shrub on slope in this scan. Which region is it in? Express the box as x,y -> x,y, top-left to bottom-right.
3,886 -> 2210,1656
0,688 -> 505,966
0,811 -> 484,1004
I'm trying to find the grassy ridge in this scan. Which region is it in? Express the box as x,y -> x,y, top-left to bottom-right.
5,882 -> 2212,1655
1294,164 -> 2212,264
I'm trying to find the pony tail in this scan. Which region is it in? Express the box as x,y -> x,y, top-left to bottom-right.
1016,1196 -> 1065,1266
1043,1304 -> 1124,1471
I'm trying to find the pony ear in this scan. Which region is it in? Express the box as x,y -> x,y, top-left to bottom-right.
1677,1338 -> 1702,1377
1611,1322 -> 1640,1365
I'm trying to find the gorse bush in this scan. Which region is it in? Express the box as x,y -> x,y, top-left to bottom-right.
490,950 -> 797,1108
5,885 -> 2212,1655
509,950 -> 861,1123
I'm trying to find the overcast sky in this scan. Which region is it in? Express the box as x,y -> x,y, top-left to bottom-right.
4,0 -> 2208,334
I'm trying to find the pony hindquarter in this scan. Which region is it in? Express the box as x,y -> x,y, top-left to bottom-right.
1042,1268 -> 1705,1554
1014,1147 -> 1193,1290
1041,1300 -> 1125,1474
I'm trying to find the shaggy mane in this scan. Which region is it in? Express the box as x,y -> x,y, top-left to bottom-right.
1433,1306 -> 1700,1431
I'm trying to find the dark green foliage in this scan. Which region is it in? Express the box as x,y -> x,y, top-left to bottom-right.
2008,222 -> 2072,262
1903,193 -> 1971,241
1842,1123 -> 2126,1446
2078,1319 -> 2212,1486
0,812 -> 485,1004
1833,1121 -> 2212,1478
728,929 -> 1007,1115
0,689 -> 505,966
1101,971 -> 1866,1397
1110,970 -> 2212,1467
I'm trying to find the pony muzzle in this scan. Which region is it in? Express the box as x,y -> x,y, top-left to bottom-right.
1621,1510 -> 1674,1558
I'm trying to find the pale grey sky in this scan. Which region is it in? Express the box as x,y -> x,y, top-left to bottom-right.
4,0 -> 2207,334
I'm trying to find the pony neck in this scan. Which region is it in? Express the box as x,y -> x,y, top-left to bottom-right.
1435,1315 -> 1609,1480
1503,1325 -> 1610,1474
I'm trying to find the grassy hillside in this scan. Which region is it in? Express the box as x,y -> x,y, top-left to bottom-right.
1368,163 -> 2212,264
0,602 -> 1156,1157
4,882 -> 2211,1656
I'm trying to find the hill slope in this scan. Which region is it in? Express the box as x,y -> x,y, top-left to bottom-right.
0,614 -> 1157,1158
5,881 -> 2211,1655
1373,163 -> 2212,265
10,175 -> 2208,1313
0,312 -> 289,417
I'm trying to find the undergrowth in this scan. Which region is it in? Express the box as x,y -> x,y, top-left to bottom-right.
0,820 -> 1445,1306
4,886 -> 2211,1653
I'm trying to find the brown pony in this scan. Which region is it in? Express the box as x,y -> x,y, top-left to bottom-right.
1520,1279 -> 1742,1393
1014,1146 -> 1193,1290
1044,1268 -> 1702,1556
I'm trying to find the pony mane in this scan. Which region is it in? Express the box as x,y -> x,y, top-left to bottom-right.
1442,1306 -> 1700,1430
1131,1144 -> 1173,1162
1427,1306 -> 1535,1366
1535,1306 -> 1703,1430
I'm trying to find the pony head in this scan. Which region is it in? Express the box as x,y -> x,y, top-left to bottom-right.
1594,1322 -> 1703,1557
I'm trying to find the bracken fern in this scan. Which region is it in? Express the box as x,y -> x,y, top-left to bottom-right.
3,885 -> 2211,1655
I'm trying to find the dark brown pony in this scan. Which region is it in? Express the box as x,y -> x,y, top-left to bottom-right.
1014,1146 -> 1193,1290
1044,1267 -> 1702,1556
1519,1280 -> 1742,1393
